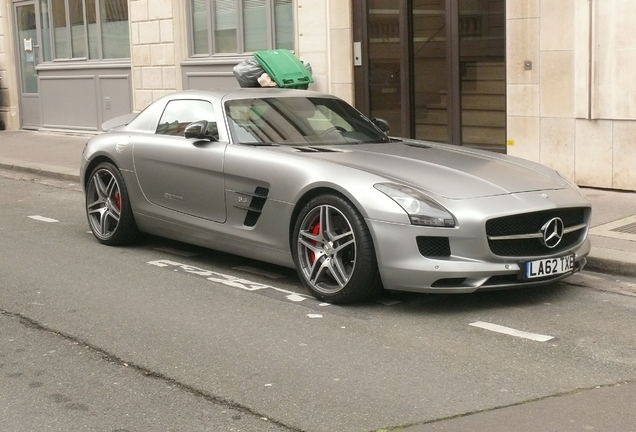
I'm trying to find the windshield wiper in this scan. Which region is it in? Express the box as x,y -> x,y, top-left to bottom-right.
404,141 -> 430,148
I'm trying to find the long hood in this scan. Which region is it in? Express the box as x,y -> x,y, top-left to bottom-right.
286,141 -> 569,199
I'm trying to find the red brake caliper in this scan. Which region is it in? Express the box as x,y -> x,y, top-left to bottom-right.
309,222 -> 321,263
115,191 -> 122,211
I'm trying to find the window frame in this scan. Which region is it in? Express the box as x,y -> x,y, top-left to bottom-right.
39,0 -> 130,62
155,99 -> 218,137
187,0 -> 294,57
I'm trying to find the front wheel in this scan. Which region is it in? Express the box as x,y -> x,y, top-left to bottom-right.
293,194 -> 382,304
85,162 -> 140,246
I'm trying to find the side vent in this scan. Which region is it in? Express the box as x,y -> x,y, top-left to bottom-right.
292,146 -> 342,153
234,187 -> 269,227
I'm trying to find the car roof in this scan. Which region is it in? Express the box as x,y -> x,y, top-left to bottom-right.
121,88 -> 343,133
160,88 -> 338,102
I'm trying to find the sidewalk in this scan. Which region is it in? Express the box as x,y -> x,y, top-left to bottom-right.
1,129 -> 636,278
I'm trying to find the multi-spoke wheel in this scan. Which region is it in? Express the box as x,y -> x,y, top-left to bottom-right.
293,194 -> 382,304
86,162 -> 140,245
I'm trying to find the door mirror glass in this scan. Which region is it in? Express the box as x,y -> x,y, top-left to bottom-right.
184,120 -> 218,141
371,117 -> 390,134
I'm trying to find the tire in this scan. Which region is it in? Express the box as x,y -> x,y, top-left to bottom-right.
85,162 -> 141,246
292,194 -> 382,304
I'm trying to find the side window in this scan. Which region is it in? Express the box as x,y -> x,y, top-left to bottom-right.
156,99 -> 217,137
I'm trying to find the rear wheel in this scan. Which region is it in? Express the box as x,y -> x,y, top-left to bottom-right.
293,194 -> 382,304
86,162 -> 140,245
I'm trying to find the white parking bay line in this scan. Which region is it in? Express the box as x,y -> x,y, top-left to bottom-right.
29,215 -> 59,223
469,321 -> 554,342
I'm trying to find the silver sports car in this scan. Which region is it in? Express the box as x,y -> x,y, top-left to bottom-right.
80,88 -> 591,304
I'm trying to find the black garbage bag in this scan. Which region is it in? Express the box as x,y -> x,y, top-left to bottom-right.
233,58 -> 266,88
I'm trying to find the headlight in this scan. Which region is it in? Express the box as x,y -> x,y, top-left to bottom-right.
375,183 -> 456,227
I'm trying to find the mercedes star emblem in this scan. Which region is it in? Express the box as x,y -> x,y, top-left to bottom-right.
541,217 -> 564,248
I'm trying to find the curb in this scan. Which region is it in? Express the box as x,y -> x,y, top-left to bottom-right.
0,160 -> 80,182
585,247 -> 636,279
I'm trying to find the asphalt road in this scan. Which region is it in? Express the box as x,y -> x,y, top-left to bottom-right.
1,171 -> 635,432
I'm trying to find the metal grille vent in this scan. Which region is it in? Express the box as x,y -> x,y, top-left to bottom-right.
242,187 -> 269,227
589,215 -> 636,241
416,236 -> 451,257
611,222 -> 636,234
486,208 -> 586,236
486,207 -> 589,257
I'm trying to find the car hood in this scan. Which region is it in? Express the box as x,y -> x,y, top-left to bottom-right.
288,141 -> 570,199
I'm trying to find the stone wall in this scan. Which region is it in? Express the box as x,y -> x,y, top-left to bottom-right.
129,0 -> 185,111
507,0 -> 636,191
296,0 -> 354,103
129,0 -> 355,107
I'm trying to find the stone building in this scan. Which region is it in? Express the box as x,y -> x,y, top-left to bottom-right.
0,0 -> 634,190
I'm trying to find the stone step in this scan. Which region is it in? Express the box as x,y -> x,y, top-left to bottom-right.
416,108 -> 505,127
462,62 -> 506,80
463,125 -> 506,144
435,92 -> 505,110
415,124 -> 506,146
415,124 -> 448,142
460,79 -> 505,94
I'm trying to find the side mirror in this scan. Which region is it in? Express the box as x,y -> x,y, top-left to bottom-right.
184,120 -> 218,141
371,117 -> 390,133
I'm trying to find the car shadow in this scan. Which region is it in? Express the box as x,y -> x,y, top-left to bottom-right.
131,235 -> 576,316
366,282 -> 573,316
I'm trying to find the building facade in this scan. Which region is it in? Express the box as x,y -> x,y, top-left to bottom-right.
0,0 -> 634,190
506,0 -> 636,191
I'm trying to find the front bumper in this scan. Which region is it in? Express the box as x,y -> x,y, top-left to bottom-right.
367,209 -> 591,294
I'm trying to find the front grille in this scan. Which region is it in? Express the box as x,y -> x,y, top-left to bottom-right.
486,208 -> 588,257
416,236 -> 451,257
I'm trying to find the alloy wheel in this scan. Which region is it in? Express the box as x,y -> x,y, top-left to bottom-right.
297,204 -> 356,294
86,168 -> 122,240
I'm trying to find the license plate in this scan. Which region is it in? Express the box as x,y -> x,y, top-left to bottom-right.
523,254 -> 575,279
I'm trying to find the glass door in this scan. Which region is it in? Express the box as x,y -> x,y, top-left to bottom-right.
412,0 -> 449,143
354,0 -> 506,152
366,0 -> 404,137
14,1 -> 41,129
458,0 -> 506,152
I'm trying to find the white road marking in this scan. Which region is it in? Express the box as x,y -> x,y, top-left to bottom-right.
286,293 -> 306,302
29,215 -> 59,223
148,259 -> 320,305
307,314 -> 323,319
469,321 -> 554,342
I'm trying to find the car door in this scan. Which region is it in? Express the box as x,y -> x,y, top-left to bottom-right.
133,98 -> 227,223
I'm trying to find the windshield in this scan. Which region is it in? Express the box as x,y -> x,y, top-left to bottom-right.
224,97 -> 391,145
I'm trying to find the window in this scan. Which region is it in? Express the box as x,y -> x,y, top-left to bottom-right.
189,0 -> 293,56
156,100 -> 218,137
39,0 -> 130,61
